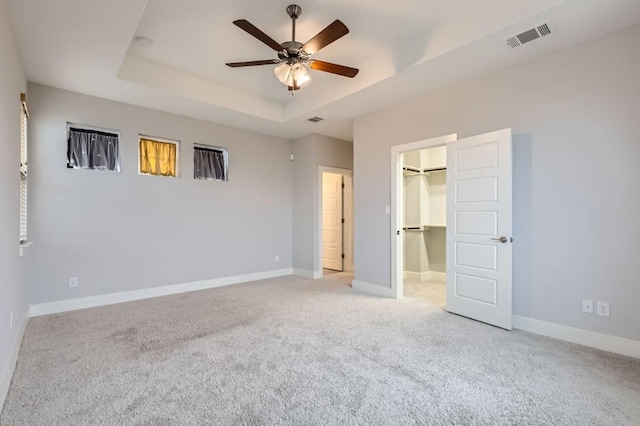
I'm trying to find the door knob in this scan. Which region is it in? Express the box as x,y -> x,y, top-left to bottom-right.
491,236 -> 509,243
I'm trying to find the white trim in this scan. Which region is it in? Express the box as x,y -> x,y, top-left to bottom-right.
391,134 -> 458,299
426,271 -> 446,281
1,310 -> 29,412
513,315 -> 640,359
403,271 -> 429,281
352,280 -> 396,299
29,268 -> 293,317
293,268 -> 322,279
317,166 -> 353,278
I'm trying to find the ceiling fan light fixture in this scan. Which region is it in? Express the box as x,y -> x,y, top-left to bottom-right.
274,62 -> 310,87
227,5 -> 357,94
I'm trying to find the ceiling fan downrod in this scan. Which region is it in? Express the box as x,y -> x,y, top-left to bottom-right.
287,4 -> 302,44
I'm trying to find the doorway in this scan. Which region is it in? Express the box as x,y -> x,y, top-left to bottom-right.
322,172 -> 344,272
402,144 -> 448,308
318,167 -> 353,280
391,130 -> 514,330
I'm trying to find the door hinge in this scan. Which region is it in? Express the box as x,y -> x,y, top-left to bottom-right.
341,218 -> 345,224
341,253 -> 345,259
341,183 -> 345,188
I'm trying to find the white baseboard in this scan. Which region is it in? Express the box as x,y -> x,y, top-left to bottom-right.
403,271 -> 446,281
513,315 -> 640,359
30,268 -> 293,317
0,309 -> 29,412
403,271 -> 427,281
426,271 -> 446,281
293,268 -> 322,279
352,280 -> 396,299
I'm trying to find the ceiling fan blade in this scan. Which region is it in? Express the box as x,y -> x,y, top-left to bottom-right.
226,60 -> 280,68
233,19 -> 284,52
309,60 -> 359,78
301,20 -> 349,55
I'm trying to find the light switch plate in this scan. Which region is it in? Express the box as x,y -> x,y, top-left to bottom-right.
596,301 -> 610,317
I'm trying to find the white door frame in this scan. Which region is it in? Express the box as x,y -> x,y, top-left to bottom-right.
390,134 -> 457,298
317,166 -> 353,278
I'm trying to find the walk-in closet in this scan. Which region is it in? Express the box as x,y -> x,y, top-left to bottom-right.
403,145 -> 447,305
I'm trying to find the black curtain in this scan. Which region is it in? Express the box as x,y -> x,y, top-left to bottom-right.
194,147 -> 226,181
67,128 -> 120,171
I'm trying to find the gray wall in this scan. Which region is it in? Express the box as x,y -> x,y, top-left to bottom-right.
353,23 -> 640,341
0,0 -> 28,402
27,84 -> 293,304
292,134 -> 353,273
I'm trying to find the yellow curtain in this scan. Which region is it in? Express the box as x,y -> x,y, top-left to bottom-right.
139,138 -> 176,177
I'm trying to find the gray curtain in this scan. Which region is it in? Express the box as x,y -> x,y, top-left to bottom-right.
194,147 -> 226,181
67,128 -> 120,171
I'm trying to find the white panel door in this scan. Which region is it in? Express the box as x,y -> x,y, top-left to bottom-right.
446,129 -> 512,329
322,173 -> 343,271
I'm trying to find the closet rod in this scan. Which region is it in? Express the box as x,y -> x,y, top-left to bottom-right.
423,167 -> 446,173
402,166 -> 421,173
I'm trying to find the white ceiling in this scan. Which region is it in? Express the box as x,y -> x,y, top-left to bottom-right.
7,0 -> 640,140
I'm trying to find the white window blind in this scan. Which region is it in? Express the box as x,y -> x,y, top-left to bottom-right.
20,93 -> 29,242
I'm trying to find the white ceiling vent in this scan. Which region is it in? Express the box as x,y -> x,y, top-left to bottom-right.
506,22 -> 553,48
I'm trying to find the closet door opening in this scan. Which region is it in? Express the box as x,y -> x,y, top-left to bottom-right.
391,130 -> 514,330
401,145 -> 448,308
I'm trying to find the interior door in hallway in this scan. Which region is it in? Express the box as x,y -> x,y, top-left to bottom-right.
446,128 -> 513,329
322,172 -> 344,271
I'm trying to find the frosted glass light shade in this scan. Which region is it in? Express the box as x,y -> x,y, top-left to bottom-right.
274,62 -> 310,87
274,63 -> 291,84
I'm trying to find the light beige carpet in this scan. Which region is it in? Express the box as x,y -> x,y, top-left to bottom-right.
2,275 -> 639,425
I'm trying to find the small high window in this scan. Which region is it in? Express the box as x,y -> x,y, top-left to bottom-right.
67,124 -> 121,171
139,136 -> 179,177
194,145 -> 228,181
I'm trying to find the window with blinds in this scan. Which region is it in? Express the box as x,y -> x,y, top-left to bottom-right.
194,145 -> 228,181
19,93 -> 29,243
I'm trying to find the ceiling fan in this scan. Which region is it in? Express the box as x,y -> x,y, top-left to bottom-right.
226,4 -> 359,93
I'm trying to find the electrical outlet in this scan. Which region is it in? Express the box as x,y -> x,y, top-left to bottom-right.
69,276 -> 78,288
9,313 -> 13,330
385,205 -> 391,215
582,299 -> 594,314
596,301 -> 610,317
275,255 -> 280,262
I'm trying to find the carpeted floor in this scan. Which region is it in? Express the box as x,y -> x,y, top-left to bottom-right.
2,275 -> 639,425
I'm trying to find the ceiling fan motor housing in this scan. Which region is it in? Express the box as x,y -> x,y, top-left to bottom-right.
278,41 -> 309,64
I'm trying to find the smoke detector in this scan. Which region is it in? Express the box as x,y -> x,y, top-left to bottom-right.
506,22 -> 553,48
